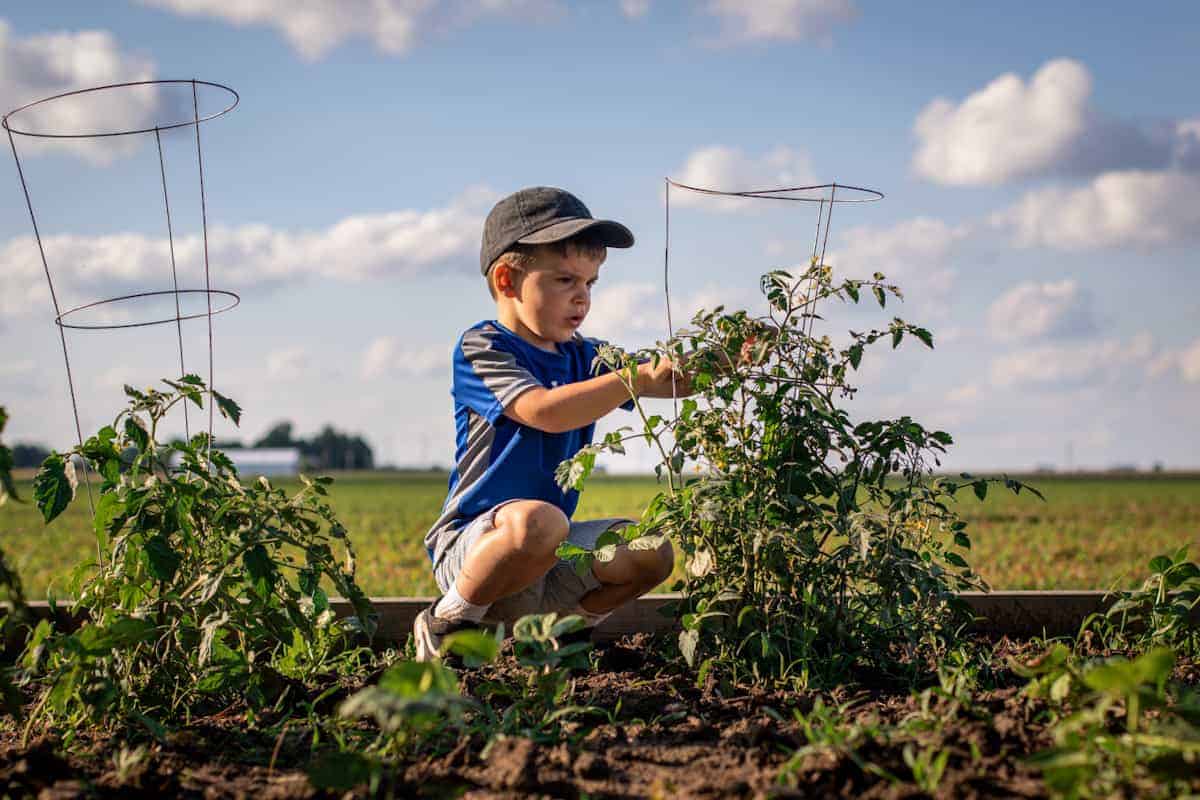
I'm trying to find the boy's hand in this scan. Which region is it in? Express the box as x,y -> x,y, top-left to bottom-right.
735,322 -> 779,368
636,355 -> 694,397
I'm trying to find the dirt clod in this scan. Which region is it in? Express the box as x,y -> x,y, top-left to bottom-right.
485,736 -> 537,790
572,751 -> 608,779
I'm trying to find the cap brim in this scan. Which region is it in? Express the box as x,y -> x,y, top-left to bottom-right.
516,218 -> 634,249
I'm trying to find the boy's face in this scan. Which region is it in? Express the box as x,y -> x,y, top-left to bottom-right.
501,246 -> 604,348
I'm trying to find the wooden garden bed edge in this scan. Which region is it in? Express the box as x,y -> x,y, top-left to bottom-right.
7,590 -> 1117,642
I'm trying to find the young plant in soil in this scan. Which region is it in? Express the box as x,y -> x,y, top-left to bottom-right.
557,261 -> 1040,687
24,377 -> 377,736
1017,643 -> 1200,798
1086,547 -> 1200,658
478,612 -> 598,739
319,613 -> 595,790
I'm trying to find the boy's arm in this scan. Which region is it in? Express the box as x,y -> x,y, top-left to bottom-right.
505,357 -> 690,433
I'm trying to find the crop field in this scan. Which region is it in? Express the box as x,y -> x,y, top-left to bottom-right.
2,470 -> 1197,599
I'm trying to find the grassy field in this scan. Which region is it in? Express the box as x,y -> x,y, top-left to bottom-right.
1,471 -> 1197,598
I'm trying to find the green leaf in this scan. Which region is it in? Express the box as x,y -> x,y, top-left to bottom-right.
913,328 -> 934,348
442,628 -> 500,667
549,614 -> 587,639
891,328 -> 903,349
1132,647 -> 1175,686
144,534 -> 181,581
944,552 -> 969,568
92,491 -> 124,549
212,390 -> 242,426
1148,555 -> 1173,575
873,286 -> 886,308
33,453 -> 74,523
847,344 -> 863,369
377,661 -> 459,698
953,531 -> 971,550
973,481 -> 988,501
0,443 -> 17,505
243,544 -> 277,597
307,751 -> 376,792
124,416 -> 150,452
679,628 -> 699,667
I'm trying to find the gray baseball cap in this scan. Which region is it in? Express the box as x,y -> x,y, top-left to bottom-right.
480,186 -> 634,275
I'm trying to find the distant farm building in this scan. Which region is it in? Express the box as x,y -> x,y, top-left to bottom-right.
225,448 -> 301,476
171,447 -> 301,476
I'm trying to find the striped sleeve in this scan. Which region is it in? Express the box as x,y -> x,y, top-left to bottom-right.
454,328 -> 543,423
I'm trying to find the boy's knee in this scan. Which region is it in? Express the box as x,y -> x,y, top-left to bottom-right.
496,500 -> 569,559
650,538 -> 674,584
633,538 -> 674,587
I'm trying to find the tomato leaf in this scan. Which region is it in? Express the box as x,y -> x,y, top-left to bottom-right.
33,453 -> 74,523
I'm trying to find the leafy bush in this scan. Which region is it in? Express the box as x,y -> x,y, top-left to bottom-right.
558,263 -> 1038,686
25,377 -> 377,732
1086,548 -> 1200,657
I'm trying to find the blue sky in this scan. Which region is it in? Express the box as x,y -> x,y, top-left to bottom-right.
1,1 -> 1198,472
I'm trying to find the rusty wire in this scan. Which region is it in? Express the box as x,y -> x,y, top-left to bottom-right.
662,179 -> 883,404
3,79 -> 240,523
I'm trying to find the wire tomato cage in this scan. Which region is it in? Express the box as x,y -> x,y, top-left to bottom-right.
3,79 -> 241,517
661,179 -> 883,404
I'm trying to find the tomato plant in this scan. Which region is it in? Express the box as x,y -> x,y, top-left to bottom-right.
26,377 -> 377,733
558,261 -> 1041,686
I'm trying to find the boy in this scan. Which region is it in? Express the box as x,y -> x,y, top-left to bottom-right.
416,186 -> 691,662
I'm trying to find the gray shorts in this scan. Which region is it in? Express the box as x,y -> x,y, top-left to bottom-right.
432,500 -> 635,626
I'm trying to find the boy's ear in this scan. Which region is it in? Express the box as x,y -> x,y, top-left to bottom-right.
494,263 -> 518,296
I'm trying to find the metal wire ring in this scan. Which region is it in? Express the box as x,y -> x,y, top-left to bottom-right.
2,79 -> 239,139
55,288 -> 240,330
665,179 -> 883,203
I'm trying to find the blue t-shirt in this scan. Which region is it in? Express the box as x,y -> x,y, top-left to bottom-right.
424,319 -> 632,566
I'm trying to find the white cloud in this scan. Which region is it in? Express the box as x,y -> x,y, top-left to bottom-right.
619,0 -> 650,19
993,170 -> 1200,250
266,347 -> 312,381
0,20 -> 160,164
912,59 -> 1190,186
0,187 -> 495,320
137,0 -> 563,60
705,0 -> 856,45
1177,119 -> 1200,171
945,382 -> 981,404
913,59 -> 1091,186
990,333 -> 1154,389
987,279 -> 1096,342
1183,340 -> 1200,383
360,337 -> 450,380
581,281 -> 758,345
1147,338 -> 1200,384
826,217 -> 968,296
670,145 -> 816,211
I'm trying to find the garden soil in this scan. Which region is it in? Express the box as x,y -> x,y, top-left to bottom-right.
1,634 -> 1195,799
